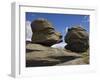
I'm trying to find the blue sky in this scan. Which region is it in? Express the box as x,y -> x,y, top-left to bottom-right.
26,12 -> 89,41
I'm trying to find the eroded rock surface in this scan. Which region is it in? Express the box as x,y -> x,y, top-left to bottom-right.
26,20 -> 89,67
26,43 -> 89,67
31,18 -> 62,46
64,26 -> 89,52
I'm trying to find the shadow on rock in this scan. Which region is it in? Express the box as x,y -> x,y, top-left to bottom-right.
26,56 -> 80,67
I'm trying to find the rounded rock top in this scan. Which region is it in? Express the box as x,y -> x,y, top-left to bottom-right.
68,26 -> 86,32
31,18 -> 54,32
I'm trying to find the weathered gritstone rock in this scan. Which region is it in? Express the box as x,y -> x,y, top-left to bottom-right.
31,18 -> 54,32
26,43 -> 84,67
56,51 -> 89,66
56,58 -> 86,66
64,26 -> 89,52
31,18 -> 62,46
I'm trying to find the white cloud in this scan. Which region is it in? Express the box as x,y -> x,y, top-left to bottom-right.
51,42 -> 66,49
82,16 -> 89,23
26,21 -> 32,41
65,26 -> 68,33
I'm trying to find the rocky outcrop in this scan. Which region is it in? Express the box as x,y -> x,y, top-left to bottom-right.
26,43 -> 89,67
26,19 -> 89,67
31,18 -> 62,46
64,26 -> 89,52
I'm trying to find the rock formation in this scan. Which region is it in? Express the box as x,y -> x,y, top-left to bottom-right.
64,26 -> 89,52
26,43 -> 89,67
26,43 -> 82,67
26,19 -> 89,67
31,18 -> 62,46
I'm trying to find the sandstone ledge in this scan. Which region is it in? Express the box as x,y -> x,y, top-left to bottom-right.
26,43 -> 89,67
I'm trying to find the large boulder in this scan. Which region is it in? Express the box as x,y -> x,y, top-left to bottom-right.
26,43 -> 83,67
31,18 -> 62,46
64,26 -> 89,52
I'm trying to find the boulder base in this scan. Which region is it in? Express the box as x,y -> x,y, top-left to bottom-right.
26,43 -> 89,67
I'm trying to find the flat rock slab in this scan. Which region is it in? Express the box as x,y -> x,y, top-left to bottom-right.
56,58 -> 86,66
26,43 -> 88,67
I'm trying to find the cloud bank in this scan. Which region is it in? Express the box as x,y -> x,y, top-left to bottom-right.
26,21 -> 32,41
